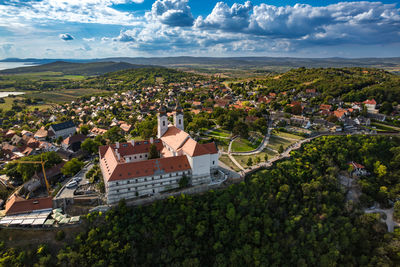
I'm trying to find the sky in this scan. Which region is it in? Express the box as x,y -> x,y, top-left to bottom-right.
0,0 -> 399,59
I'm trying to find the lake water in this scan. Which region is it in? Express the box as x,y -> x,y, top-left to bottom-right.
0,62 -> 37,71
0,92 -> 25,98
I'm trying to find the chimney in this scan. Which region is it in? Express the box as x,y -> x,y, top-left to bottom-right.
116,151 -> 121,161
116,142 -> 119,148
150,137 -> 153,144
131,140 -> 135,147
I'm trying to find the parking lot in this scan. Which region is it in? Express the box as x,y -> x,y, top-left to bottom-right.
54,163 -> 94,200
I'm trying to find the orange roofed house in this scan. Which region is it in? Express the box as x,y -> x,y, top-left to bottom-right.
99,104 -> 219,204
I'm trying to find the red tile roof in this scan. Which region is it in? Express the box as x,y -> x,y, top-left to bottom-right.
180,138 -> 208,157
161,126 -> 189,151
5,195 -> 53,215
62,134 -> 87,145
363,99 -> 377,105
34,128 -> 48,138
99,139 -> 163,159
103,155 -> 191,182
320,104 -> 332,110
350,162 -> 365,169
334,110 -> 346,118
200,142 -> 218,154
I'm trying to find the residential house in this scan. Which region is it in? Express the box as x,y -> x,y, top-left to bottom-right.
49,120 -> 76,139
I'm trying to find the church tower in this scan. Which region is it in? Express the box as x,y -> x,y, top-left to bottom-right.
174,103 -> 184,131
157,105 -> 169,138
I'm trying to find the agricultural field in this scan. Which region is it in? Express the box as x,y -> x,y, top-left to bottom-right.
24,88 -> 108,103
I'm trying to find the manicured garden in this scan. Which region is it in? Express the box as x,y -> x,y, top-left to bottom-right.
231,137 -> 260,152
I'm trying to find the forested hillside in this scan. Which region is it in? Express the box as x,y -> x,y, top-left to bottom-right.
231,68 -> 400,104
79,67 -> 204,90
2,135 -> 400,266
0,61 -> 147,76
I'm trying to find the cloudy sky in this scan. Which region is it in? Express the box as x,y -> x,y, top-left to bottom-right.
0,0 -> 399,59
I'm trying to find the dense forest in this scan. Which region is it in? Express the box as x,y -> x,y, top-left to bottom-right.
1,135 -> 400,266
68,67 -> 203,91
231,68 -> 400,105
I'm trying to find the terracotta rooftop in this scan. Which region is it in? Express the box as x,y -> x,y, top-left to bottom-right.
179,138 -> 209,157
99,139 -> 163,159
34,128 -> 48,138
5,195 -> 53,215
62,134 -> 87,145
350,162 -> 365,169
102,155 -> 191,182
363,99 -> 377,105
161,126 -> 190,151
200,142 -> 218,154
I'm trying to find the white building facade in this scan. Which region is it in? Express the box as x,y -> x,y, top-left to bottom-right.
99,105 -> 218,204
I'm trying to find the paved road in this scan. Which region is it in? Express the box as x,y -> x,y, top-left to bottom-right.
365,207 -> 400,232
54,163 -> 94,200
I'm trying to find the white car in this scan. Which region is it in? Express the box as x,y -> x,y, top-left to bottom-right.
73,176 -> 82,182
66,180 -> 78,188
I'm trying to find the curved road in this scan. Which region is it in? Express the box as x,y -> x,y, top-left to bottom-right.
365,207 -> 400,232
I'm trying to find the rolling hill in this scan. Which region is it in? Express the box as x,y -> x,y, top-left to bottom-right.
0,61 -> 152,76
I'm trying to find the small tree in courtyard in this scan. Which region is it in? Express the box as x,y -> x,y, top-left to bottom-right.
148,143 -> 160,159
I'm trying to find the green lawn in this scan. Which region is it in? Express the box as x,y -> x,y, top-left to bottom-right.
267,135 -> 296,152
219,155 -> 241,172
234,149 -> 277,167
0,96 -> 24,110
371,122 -> 400,132
231,137 -> 260,152
272,130 -> 305,140
208,129 -> 231,138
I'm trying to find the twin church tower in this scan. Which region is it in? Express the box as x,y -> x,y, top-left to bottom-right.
157,104 -> 184,138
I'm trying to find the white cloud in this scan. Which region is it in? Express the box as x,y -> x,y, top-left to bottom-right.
147,0 -> 194,26
1,1 -> 400,58
0,0 -> 144,26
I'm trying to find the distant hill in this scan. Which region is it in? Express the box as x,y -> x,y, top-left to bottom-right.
0,61 -> 152,76
96,56 -> 400,70
77,67 -> 202,90
2,57 -> 400,76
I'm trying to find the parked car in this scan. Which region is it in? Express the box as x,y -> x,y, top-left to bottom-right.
73,176 -> 82,182
66,180 -> 78,188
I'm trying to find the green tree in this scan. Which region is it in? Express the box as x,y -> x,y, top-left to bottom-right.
278,145 -> 284,154
56,136 -> 63,145
246,157 -> 253,167
148,144 -> 159,159
80,125 -> 90,135
81,138 -> 101,154
179,174 -> 190,188
61,158 -> 84,177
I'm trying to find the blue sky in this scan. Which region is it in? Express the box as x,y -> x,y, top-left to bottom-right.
0,0 -> 399,59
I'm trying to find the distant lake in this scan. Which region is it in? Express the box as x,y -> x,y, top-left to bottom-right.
0,92 -> 25,98
0,62 -> 36,71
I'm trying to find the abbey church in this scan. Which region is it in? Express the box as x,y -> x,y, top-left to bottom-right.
99,105 -> 219,204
